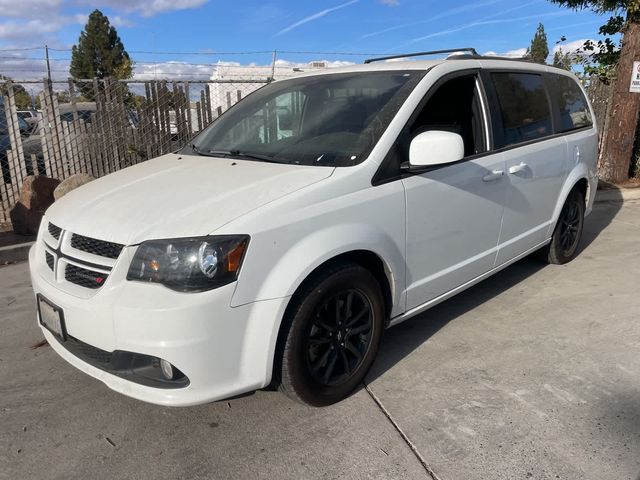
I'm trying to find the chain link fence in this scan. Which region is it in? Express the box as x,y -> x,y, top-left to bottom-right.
1,73 -> 637,225
1,77 -> 270,224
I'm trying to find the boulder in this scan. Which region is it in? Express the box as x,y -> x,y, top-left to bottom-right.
54,173 -> 95,200
9,175 -> 60,235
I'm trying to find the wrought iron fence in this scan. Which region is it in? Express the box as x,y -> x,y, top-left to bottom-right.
0,77 -> 270,224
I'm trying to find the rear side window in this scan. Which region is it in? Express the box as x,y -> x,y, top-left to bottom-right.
491,73 -> 552,148
549,75 -> 592,132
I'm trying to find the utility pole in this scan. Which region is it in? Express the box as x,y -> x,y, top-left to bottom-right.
599,15 -> 640,183
45,45 -> 52,82
270,50 -> 277,82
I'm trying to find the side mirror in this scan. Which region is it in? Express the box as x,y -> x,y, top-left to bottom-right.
408,130 -> 465,170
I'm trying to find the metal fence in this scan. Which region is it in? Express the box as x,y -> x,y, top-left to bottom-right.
0,77 -> 270,224
0,74 -> 634,226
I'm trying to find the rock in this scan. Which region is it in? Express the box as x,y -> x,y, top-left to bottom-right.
9,175 -> 60,235
18,176 -> 60,211
54,173 -> 95,200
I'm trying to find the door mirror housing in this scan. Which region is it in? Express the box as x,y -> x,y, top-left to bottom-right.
407,130 -> 465,170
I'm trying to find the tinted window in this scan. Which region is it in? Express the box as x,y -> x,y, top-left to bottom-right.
491,73 -> 552,148
549,75 -> 592,132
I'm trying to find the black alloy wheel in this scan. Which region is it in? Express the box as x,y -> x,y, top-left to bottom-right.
277,262 -> 384,406
304,289 -> 374,387
558,197 -> 581,255
544,188 -> 585,265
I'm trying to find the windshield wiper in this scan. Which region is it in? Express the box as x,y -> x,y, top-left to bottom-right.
206,150 -> 285,164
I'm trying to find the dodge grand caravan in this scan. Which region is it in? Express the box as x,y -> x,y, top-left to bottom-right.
29,50 -> 598,406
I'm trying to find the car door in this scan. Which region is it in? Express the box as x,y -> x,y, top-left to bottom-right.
400,71 -> 507,310
484,71 -> 569,265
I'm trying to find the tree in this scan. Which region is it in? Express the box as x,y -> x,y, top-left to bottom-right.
549,0 -> 640,182
70,10 -> 132,80
0,75 -> 39,109
525,23 -> 550,64
552,48 -> 574,70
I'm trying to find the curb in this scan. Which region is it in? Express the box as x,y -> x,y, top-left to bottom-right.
595,188 -> 640,203
0,241 -> 34,265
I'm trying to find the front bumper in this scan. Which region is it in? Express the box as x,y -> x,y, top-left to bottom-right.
29,244 -> 289,407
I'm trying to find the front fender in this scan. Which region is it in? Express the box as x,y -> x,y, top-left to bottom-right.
231,223 -> 405,313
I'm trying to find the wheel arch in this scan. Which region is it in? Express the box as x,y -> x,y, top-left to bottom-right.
285,250 -> 394,323
270,249 -> 395,388
547,166 -> 590,238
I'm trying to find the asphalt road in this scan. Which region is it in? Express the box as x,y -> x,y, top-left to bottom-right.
1,194 -> 639,480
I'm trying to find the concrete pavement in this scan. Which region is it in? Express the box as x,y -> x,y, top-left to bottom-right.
1,196 -> 639,479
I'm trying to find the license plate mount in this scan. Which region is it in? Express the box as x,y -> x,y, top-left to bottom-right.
37,294 -> 67,341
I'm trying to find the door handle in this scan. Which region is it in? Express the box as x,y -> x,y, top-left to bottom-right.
482,170 -> 504,182
508,162 -> 528,175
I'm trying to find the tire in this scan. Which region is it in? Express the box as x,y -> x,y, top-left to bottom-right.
277,262 -> 385,406
544,189 -> 585,265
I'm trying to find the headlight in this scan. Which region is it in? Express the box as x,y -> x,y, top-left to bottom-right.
127,235 -> 249,292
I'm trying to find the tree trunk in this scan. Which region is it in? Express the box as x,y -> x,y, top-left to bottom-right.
599,20 -> 640,183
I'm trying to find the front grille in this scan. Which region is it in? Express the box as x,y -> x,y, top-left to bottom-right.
45,251 -> 54,271
70,234 -> 123,259
48,222 -> 61,240
65,264 -> 108,289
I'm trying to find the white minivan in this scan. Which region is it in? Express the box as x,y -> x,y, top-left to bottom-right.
29,50 -> 598,407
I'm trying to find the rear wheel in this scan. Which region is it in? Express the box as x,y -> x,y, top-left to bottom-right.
544,189 -> 585,264
277,263 -> 384,406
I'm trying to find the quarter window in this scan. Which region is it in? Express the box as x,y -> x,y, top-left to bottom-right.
491,73 -> 552,148
549,75 -> 593,132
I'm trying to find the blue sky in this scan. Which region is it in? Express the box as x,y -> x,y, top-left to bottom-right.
0,0 -> 611,80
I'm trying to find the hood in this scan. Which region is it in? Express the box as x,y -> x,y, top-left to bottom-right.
46,153 -> 334,245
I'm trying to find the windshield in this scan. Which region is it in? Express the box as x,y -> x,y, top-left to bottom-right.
184,70 -> 425,167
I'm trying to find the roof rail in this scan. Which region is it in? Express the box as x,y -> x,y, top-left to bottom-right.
363,48 -> 479,64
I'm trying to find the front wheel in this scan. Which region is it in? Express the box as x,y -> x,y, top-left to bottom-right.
544,189 -> 585,264
277,263 -> 385,406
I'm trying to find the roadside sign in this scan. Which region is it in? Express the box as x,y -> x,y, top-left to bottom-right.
630,61 -> 640,93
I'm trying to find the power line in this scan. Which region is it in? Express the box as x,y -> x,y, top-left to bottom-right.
4,46 -> 392,56
0,46 -> 43,52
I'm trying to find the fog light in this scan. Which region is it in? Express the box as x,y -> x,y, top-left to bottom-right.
160,359 -> 174,380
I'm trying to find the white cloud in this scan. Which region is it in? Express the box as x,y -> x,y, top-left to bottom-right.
0,0 -> 206,44
133,60 -> 213,80
379,0 -> 399,5
553,39 -> 592,56
133,0 -> 209,17
0,52 -> 68,81
503,48 -> 527,58
482,48 -> 527,58
275,0 -> 359,36
77,0 -> 208,17
0,0 -> 62,18
0,18 -> 79,40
